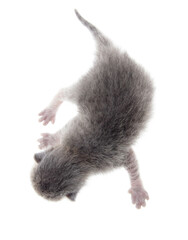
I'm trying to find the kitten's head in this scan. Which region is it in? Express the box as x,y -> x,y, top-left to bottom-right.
31,149 -> 87,201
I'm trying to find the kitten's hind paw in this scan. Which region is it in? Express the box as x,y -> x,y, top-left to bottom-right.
129,187 -> 149,209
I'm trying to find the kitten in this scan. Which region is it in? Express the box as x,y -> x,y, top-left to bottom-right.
31,10 -> 153,209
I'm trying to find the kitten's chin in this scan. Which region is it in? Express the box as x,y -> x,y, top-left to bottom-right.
38,191 -> 64,201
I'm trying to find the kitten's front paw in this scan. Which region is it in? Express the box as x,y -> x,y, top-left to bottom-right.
39,108 -> 56,125
129,187 -> 149,209
38,133 -> 58,149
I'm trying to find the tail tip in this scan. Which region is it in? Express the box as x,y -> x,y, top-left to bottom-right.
74,9 -> 79,17
74,9 -> 84,22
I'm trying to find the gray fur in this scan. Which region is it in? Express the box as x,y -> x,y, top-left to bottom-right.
31,10 -> 153,206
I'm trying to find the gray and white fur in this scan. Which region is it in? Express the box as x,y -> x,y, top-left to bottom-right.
31,10 -> 153,209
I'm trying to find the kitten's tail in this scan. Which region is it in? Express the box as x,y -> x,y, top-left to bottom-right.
74,9 -> 110,46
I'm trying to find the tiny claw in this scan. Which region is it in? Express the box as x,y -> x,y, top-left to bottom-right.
41,133 -> 47,137
39,117 -> 43,122
39,110 -> 44,116
136,204 -> 141,209
38,145 -> 43,150
39,115 -> 48,122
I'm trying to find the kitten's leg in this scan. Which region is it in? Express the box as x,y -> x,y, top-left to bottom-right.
125,149 -> 149,209
38,130 -> 62,149
39,85 -> 78,125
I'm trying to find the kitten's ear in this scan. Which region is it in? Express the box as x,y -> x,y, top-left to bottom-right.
34,148 -> 53,163
34,152 -> 46,163
66,192 -> 77,201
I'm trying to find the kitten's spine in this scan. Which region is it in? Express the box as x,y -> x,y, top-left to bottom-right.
74,9 -> 109,46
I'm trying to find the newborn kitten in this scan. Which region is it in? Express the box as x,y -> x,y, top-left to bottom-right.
31,10 -> 153,209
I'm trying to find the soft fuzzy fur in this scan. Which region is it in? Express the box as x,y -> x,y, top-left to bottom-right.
31,10 -> 153,208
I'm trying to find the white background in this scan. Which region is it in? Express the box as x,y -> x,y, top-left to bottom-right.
0,0 -> 188,239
